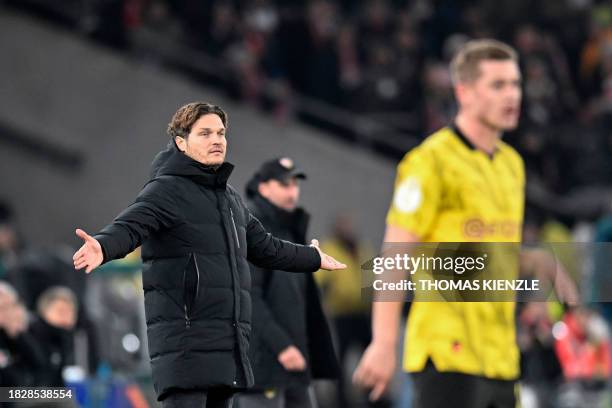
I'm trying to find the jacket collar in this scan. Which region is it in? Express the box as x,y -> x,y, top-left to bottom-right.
151,141 -> 234,188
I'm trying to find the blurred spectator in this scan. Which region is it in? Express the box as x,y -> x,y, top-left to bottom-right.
0,201 -> 22,280
337,23 -> 362,104
357,0 -> 394,58
514,25 -> 577,126
0,281 -> 46,387
129,0 -> 183,71
517,302 -> 562,408
580,4 -> 612,99
301,0 -> 341,104
421,61 -> 454,134
28,286 -> 78,387
225,1 -> 273,103
205,2 -> 241,58
554,307 -> 610,408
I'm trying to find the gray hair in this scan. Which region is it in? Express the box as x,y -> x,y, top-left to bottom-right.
0,281 -> 18,301
37,286 -> 77,316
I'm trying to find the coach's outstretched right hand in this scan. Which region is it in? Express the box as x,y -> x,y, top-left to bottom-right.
73,229 -> 103,273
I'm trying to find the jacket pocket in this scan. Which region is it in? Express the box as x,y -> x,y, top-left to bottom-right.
183,253 -> 200,329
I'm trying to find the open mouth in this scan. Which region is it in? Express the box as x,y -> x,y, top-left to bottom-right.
503,107 -> 518,116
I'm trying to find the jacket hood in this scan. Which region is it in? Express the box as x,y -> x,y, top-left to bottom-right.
149,140 -> 234,187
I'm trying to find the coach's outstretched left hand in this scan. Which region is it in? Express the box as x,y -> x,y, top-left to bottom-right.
311,239 -> 347,271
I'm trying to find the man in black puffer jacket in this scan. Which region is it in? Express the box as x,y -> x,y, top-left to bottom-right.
237,158 -> 339,408
72,102 -> 346,408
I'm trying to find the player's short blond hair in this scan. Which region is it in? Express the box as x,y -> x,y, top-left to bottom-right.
450,39 -> 518,84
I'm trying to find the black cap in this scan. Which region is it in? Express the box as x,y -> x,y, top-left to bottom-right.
257,157 -> 307,183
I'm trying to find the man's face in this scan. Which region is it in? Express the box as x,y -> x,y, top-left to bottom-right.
0,225 -> 16,254
258,178 -> 301,211
0,292 -> 16,326
459,60 -> 522,131
175,114 -> 227,166
43,299 -> 76,330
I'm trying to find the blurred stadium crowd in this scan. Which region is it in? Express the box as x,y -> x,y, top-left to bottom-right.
3,0 -> 612,407
11,0 -> 612,219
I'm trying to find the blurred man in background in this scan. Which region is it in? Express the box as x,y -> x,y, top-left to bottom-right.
237,158 -> 339,408
354,39 -> 576,408
29,286 -> 78,387
0,281 -> 45,387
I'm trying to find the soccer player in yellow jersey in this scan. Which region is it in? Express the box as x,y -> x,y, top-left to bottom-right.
353,39 -> 575,408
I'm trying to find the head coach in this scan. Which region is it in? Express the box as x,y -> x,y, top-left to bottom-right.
72,102 -> 346,408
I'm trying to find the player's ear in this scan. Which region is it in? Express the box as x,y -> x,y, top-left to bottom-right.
175,136 -> 186,152
454,82 -> 470,106
258,181 -> 270,198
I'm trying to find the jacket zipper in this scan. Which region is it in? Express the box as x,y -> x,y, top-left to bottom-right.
184,253 -> 201,329
194,253 -> 200,301
230,208 -> 240,248
184,305 -> 190,329
223,198 -> 244,386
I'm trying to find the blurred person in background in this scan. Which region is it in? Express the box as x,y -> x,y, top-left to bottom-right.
72,102 -> 345,408
316,213 -> 376,408
421,61 -> 454,134
554,306 -> 610,408
8,246 -> 99,377
0,281 -> 45,387
353,39 -> 577,408
28,286 -> 78,387
0,200 -> 22,280
236,158 -> 339,407
517,302 -> 562,408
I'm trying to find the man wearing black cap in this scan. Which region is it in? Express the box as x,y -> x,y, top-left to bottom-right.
237,158 -> 339,408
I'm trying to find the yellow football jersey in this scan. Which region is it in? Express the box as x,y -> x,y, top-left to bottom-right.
386,125 -> 525,380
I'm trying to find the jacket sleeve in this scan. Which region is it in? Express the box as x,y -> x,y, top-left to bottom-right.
246,212 -> 321,272
250,267 -> 294,355
93,179 -> 178,263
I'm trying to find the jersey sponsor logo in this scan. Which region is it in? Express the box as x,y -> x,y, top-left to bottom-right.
464,218 -> 519,238
393,177 -> 422,213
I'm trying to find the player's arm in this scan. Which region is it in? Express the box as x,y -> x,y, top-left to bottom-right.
353,224 -> 419,401
519,248 -> 579,305
354,145 -> 440,401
